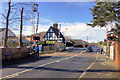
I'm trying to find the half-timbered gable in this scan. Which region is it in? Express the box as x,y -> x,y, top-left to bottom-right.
44,26 -> 65,42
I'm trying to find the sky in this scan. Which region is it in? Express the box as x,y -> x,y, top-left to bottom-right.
0,1 -> 108,43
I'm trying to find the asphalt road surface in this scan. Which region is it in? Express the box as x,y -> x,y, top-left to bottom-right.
2,48 -> 119,80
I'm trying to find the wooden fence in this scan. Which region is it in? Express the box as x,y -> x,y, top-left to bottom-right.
42,44 -> 56,53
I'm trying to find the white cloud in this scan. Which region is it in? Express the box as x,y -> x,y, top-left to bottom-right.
13,22 -> 107,42
60,22 -> 107,42
1,0 -> 94,2
20,24 -> 51,36
66,2 -> 91,7
40,17 -> 52,23
29,17 -> 52,23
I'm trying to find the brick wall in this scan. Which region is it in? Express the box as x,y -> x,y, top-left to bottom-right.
1,47 -> 30,60
114,41 -> 120,70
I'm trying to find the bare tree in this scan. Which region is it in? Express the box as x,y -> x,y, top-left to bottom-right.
1,0 -> 34,47
3,0 -> 11,47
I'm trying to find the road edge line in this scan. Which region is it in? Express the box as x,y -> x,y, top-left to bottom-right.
77,53 -> 98,80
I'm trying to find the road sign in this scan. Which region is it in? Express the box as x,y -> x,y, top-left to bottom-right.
46,41 -> 54,44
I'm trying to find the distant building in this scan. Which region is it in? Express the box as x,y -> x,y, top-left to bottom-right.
25,36 -> 31,42
71,39 -> 88,47
44,23 -> 65,42
64,36 -> 74,47
0,28 -> 16,45
39,32 -> 46,41
26,32 -> 46,43
43,23 -> 65,51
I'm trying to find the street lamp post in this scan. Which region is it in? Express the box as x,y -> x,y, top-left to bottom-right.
87,36 -> 88,42
63,28 -> 68,50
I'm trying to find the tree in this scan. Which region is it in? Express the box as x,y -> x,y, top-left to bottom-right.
99,41 -> 103,45
1,0 -> 34,47
88,1 -> 120,70
87,1 -> 120,45
87,2 -> 120,28
3,0 -> 11,47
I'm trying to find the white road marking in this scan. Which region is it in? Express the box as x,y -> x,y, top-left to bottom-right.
101,62 -> 106,66
97,73 -> 101,75
77,53 -> 98,79
1,51 -> 83,79
55,60 -> 60,62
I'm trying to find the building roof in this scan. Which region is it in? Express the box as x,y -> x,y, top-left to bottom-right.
0,28 -> 6,32
51,27 -> 64,38
71,39 -> 82,44
64,36 -> 73,43
39,32 -> 46,38
0,28 -> 16,37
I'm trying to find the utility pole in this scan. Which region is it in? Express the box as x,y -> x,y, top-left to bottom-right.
36,12 -> 39,34
19,7 -> 23,47
57,24 -> 61,51
33,12 -> 35,34
64,28 -> 68,50
32,3 -> 38,45
87,36 -> 88,42
32,3 -> 38,34
106,24 -> 109,55
3,0 -> 11,47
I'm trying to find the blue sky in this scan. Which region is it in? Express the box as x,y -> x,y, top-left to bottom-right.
37,2 -> 95,24
1,2 -> 107,42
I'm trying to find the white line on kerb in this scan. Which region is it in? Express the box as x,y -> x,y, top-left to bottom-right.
1,51 -> 83,79
77,53 -> 98,80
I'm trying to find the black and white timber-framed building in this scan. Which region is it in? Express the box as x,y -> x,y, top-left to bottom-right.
44,23 -> 65,43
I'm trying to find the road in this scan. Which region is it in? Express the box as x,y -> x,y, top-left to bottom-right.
2,48 -> 119,80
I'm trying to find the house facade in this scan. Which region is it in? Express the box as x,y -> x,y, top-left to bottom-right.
0,28 -> 16,45
44,23 -> 65,42
43,23 -> 65,51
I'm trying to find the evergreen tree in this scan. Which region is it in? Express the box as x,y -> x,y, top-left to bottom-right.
87,2 -> 119,28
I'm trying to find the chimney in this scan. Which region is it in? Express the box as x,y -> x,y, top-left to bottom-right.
53,23 -> 58,29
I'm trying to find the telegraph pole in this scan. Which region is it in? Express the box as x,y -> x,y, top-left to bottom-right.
87,36 -> 88,42
57,24 -> 61,51
36,12 -> 39,34
32,3 -> 38,45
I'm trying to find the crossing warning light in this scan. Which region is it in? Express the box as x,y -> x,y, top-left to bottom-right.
31,34 -> 41,42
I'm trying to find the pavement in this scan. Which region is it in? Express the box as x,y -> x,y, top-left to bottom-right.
1,48 -> 120,80
2,55 -> 51,66
80,53 -> 119,79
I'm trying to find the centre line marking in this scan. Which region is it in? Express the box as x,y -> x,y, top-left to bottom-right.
1,51 -> 84,79
77,53 -> 98,80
